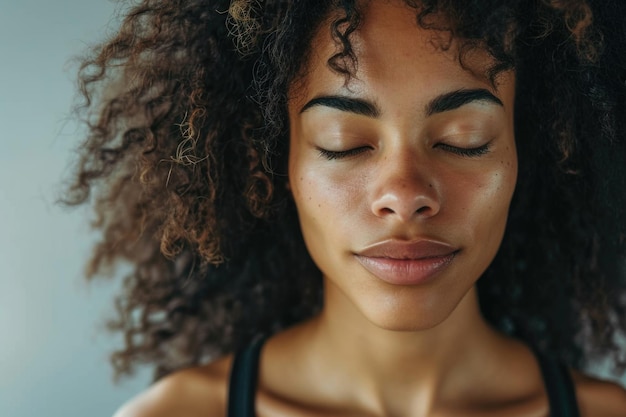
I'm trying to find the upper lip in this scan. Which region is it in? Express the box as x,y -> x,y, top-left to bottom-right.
355,239 -> 458,259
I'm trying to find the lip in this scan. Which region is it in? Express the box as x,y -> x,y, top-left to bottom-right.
354,239 -> 459,285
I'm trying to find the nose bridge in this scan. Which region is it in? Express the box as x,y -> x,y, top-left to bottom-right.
370,144 -> 440,221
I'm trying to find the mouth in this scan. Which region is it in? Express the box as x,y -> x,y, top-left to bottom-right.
354,239 -> 459,285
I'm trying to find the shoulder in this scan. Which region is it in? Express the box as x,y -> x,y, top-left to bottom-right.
112,355 -> 234,417
573,371 -> 626,417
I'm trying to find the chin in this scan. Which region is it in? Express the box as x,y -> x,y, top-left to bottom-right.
352,284 -> 471,332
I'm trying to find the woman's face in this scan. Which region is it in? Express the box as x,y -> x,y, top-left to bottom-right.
288,1 -> 517,331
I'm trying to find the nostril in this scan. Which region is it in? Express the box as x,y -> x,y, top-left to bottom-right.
370,178 -> 441,220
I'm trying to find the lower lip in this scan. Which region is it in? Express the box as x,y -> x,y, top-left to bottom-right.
354,253 -> 457,286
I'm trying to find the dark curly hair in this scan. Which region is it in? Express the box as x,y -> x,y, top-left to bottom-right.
63,0 -> 626,382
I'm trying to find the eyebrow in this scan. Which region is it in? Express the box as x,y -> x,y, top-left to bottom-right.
300,96 -> 380,117
425,88 -> 503,116
299,88 -> 503,118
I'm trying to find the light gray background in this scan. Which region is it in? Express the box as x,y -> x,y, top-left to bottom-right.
1,2 -> 625,417
0,1 -> 151,417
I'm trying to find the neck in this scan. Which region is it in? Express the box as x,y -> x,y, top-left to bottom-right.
302,282 -> 512,416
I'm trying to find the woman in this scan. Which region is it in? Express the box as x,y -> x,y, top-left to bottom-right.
65,0 -> 626,415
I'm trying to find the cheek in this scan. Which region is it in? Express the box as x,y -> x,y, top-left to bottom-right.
291,159 -> 363,233
289,167 -> 342,276
452,154 -> 517,242
490,150 -> 518,215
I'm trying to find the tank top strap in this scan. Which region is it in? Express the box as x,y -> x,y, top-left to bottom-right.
533,349 -> 581,417
227,336 -> 265,417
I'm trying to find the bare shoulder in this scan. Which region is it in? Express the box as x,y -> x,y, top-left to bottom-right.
112,355 -> 233,417
573,370 -> 626,417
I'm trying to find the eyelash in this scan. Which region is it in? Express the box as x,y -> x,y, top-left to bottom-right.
317,142 -> 492,160
317,147 -> 370,160
436,142 -> 492,157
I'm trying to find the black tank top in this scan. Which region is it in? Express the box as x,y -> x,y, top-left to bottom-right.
227,337 -> 581,417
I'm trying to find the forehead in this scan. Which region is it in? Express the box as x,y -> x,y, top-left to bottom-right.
290,1 -> 513,108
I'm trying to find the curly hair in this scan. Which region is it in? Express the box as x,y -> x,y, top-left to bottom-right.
63,0 -> 626,382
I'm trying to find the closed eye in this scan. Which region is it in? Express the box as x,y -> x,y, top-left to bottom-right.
317,146 -> 370,160
436,142 -> 491,157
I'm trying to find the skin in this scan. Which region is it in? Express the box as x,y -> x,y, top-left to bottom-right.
288,6 -> 517,334
114,1 -> 626,416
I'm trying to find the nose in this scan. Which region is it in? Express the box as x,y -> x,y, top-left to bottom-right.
370,151 -> 441,221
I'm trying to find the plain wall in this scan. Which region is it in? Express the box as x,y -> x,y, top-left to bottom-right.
0,1 -> 151,416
